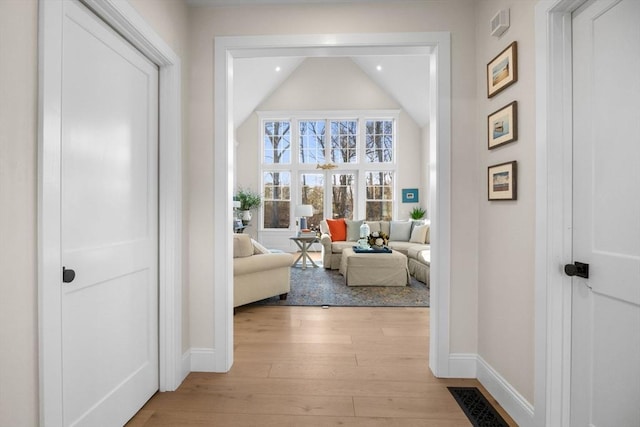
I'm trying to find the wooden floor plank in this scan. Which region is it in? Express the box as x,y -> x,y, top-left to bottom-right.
128,306 -> 517,427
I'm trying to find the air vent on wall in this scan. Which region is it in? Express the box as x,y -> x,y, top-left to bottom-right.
490,9 -> 510,37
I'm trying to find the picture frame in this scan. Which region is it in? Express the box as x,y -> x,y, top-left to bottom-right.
487,42 -> 518,98
488,101 -> 518,149
402,188 -> 419,203
488,161 -> 517,201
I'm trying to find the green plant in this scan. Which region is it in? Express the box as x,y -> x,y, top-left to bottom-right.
235,188 -> 262,211
409,206 -> 427,220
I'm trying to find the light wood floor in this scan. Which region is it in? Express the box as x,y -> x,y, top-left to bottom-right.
128,306 -> 517,426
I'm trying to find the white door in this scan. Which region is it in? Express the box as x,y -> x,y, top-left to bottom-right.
570,1 -> 640,426
61,1 -> 159,425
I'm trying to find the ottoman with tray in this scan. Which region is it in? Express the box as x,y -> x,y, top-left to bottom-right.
339,247 -> 410,287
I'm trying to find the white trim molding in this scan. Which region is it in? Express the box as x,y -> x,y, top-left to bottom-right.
448,353 -> 478,378
189,348 -> 218,372
213,32 -> 452,377
477,356 -> 535,427
38,0 -> 184,425
535,1 -> 587,426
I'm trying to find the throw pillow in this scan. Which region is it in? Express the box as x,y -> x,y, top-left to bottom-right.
390,220 -> 412,242
319,220 -> 329,235
252,239 -> 270,255
325,218 -> 347,241
365,221 -> 381,234
233,233 -> 254,258
410,224 -> 429,244
345,219 -> 364,241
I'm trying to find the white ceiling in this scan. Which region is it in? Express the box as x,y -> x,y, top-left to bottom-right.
233,54 -> 431,128
188,0 -> 426,6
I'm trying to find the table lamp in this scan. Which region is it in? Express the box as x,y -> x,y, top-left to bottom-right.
295,204 -> 313,230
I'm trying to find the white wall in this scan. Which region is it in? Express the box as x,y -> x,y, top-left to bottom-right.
0,1 -> 190,424
235,57 -> 425,238
188,0 -> 480,362
475,0 -> 537,405
0,2 -> 38,425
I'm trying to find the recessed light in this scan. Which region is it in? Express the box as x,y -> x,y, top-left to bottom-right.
275,66 -> 281,72
376,65 -> 382,71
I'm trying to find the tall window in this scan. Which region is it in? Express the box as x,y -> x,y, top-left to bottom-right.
366,120 -> 393,163
365,171 -> 393,221
299,121 -> 325,164
331,120 -> 358,163
260,113 -> 397,228
263,171 -> 290,228
264,121 -> 291,164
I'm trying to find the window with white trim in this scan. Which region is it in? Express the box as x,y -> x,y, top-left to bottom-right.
259,112 -> 397,229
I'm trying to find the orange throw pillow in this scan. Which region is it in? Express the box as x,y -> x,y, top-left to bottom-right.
325,218 -> 347,241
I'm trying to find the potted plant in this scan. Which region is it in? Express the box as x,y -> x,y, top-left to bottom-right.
409,206 -> 427,220
235,188 -> 262,224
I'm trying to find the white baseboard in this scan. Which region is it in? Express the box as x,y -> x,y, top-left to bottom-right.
448,353 -> 478,378
477,355 -> 535,427
181,350 -> 191,380
189,347 -> 217,372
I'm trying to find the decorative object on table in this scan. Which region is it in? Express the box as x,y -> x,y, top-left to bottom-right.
487,41 -> 517,98
488,161 -> 517,201
357,222 -> 371,249
352,245 -> 392,254
488,101 -> 518,149
401,188 -> 419,203
409,206 -> 427,220
235,188 -> 262,225
297,230 -> 317,238
295,204 -> 314,231
368,231 -> 389,249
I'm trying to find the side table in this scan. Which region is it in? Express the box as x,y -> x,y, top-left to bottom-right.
289,236 -> 319,269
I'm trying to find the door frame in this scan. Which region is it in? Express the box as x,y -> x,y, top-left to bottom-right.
213,33 -> 452,375
38,0 -> 184,424
535,1 -> 587,425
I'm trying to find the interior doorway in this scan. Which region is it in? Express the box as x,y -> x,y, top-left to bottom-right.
213,33 -> 452,376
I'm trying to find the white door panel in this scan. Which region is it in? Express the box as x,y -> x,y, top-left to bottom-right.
61,1 -> 158,425
571,1 -> 640,426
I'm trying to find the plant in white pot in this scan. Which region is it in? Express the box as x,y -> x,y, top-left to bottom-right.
235,188 -> 262,225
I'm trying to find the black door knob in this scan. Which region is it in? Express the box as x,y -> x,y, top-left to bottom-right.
63,267 -> 76,283
564,262 -> 589,279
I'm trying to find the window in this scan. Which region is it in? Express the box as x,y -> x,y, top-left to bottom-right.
331,120 -> 358,163
263,171 -> 290,228
299,121 -> 325,164
365,171 -> 393,221
260,112 -> 398,229
365,120 -> 393,163
264,121 -> 291,164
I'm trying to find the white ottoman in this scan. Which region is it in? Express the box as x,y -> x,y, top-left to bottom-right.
339,247 -> 410,287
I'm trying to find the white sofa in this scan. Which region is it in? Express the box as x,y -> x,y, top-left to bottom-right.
233,234 -> 294,308
319,219 -> 431,285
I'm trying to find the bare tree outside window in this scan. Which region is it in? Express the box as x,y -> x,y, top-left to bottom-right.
332,173 -> 355,219
264,121 -> 291,164
330,120 -> 357,164
366,171 -> 393,220
366,120 -> 393,163
263,171 -> 291,228
300,173 -> 324,228
299,121 -> 325,164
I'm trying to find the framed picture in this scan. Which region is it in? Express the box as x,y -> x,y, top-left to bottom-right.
402,188 -> 419,203
487,42 -> 517,98
488,161 -> 517,201
488,101 -> 518,149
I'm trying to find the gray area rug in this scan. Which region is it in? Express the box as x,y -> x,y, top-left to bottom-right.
251,264 -> 429,307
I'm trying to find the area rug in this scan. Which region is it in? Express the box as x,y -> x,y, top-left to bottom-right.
251,264 -> 429,307
448,387 -> 509,427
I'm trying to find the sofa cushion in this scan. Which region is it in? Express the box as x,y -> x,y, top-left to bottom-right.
407,245 -> 430,263
390,220 -> 412,242
410,224 -> 429,244
365,221 -> 381,234
233,233 -> 254,258
233,252 -> 294,275
330,241 -> 354,254
326,218 -> 347,241
345,219 -> 364,241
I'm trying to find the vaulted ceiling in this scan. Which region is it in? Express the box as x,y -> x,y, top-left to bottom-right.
233,54 -> 431,128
